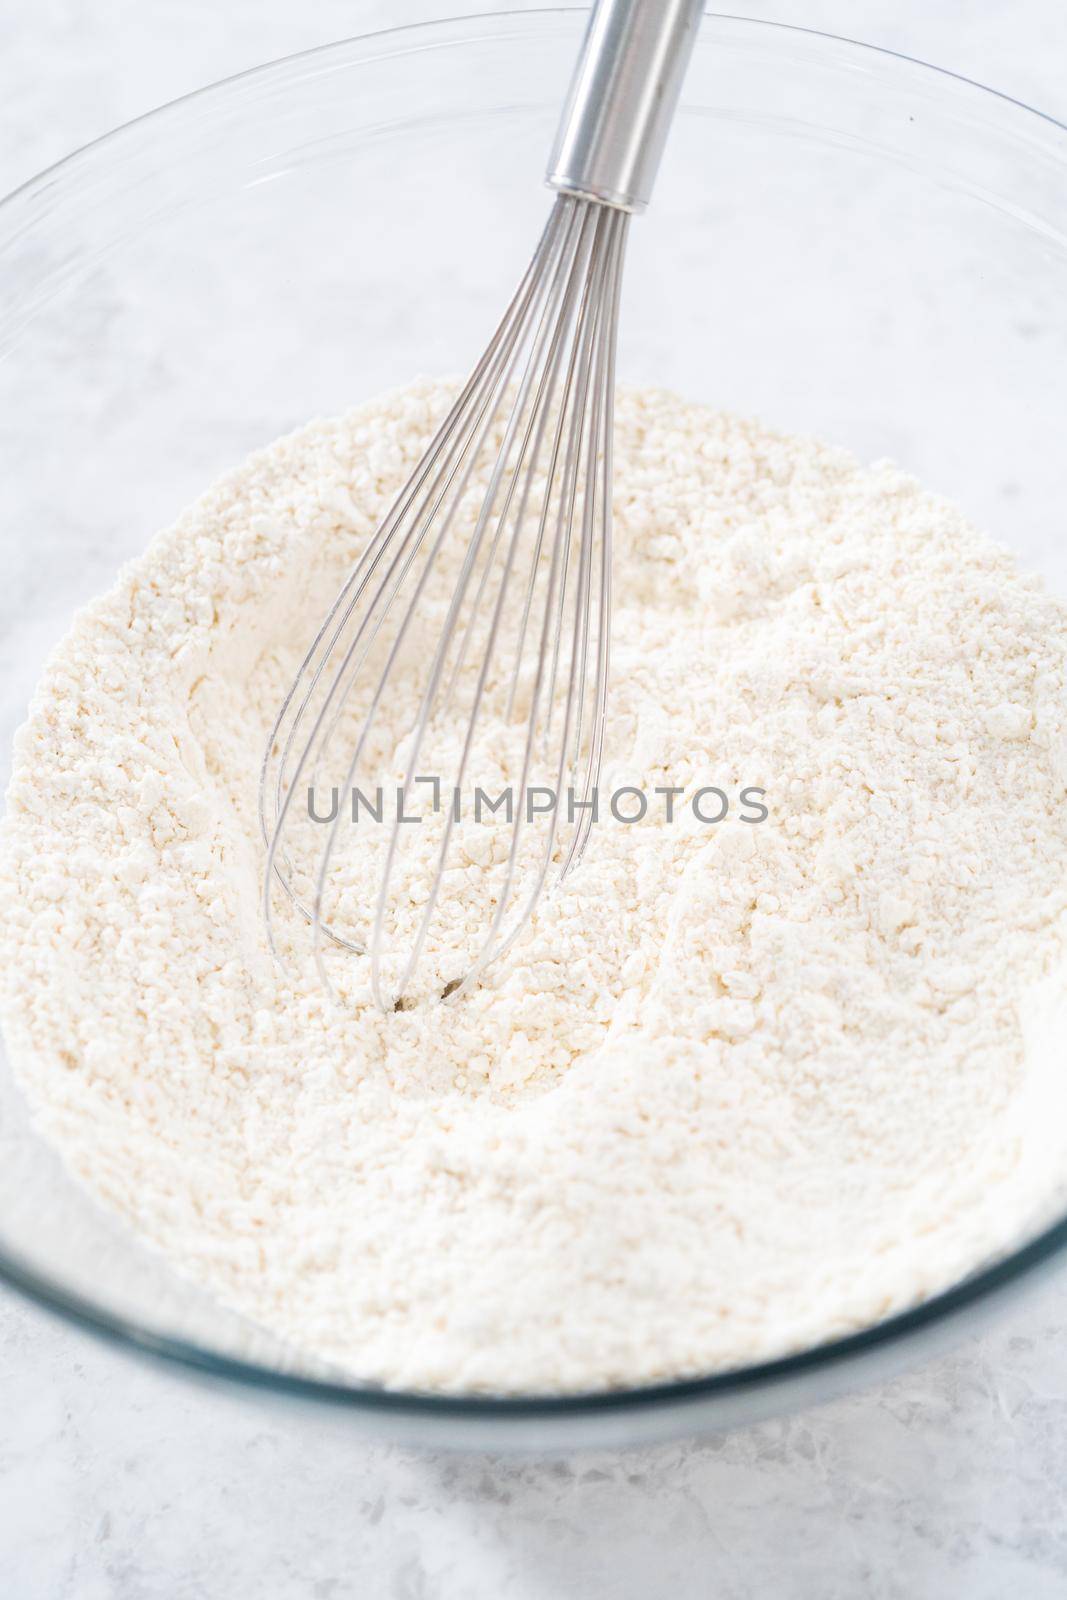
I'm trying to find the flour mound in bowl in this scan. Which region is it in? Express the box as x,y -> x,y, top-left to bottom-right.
4,378 -> 1067,1395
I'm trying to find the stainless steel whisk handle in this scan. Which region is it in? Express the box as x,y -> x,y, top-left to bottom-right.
546,0 -> 704,214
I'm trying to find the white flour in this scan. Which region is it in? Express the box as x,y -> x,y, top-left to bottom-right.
4,378 -> 1067,1394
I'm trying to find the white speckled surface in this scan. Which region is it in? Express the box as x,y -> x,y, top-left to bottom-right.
3,3 -> 1067,1595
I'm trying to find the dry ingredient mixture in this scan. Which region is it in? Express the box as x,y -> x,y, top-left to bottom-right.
4,378 -> 1067,1394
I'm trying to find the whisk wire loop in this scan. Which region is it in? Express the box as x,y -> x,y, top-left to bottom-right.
261,194 -> 629,1008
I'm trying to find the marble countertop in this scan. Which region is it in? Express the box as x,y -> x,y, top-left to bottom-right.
3,3 -> 1067,1596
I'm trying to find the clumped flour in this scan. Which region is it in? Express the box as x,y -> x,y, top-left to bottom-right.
4,379 -> 1067,1394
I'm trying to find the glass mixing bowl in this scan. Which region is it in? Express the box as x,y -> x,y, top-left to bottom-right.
1,8 -> 1066,1451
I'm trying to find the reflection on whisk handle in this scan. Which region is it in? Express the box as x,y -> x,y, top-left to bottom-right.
546,0 -> 704,214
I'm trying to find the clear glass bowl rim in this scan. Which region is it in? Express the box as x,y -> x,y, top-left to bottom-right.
2,7 -> 1066,1427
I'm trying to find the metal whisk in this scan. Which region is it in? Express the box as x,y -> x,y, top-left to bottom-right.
261,0 -> 704,1009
